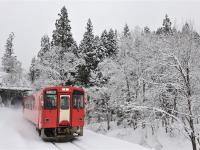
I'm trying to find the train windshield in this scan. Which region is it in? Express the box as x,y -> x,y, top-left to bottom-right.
44,90 -> 57,109
73,90 -> 84,109
60,96 -> 70,110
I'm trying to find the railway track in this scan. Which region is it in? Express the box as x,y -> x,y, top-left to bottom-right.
70,141 -> 86,150
52,142 -> 62,150
51,141 -> 86,150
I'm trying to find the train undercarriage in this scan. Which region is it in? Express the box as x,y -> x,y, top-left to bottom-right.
38,127 -> 83,141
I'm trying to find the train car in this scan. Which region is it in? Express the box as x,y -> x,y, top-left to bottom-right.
23,85 -> 85,141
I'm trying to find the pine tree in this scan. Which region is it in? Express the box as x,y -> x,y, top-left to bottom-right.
99,29 -> 118,58
100,30 -> 108,57
123,24 -> 130,37
31,35 -> 51,82
29,57 -> 37,83
79,19 -> 98,69
2,32 -> 15,73
51,6 -> 76,52
76,64 -> 91,86
95,35 -> 105,62
37,35 -> 50,62
156,14 -> 172,35
107,28 -> 118,57
2,33 -> 23,86
162,14 -> 172,35
77,18 -> 98,86
182,22 -> 191,35
51,6 -> 78,82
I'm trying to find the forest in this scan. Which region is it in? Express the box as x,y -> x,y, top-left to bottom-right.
1,6 -> 200,150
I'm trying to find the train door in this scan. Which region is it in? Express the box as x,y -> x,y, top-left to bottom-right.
71,90 -> 84,127
59,95 -> 70,125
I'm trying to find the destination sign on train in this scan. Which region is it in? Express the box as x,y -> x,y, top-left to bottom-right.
46,90 -> 57,94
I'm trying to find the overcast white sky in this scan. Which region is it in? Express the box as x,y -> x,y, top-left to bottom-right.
0,0 -> 199,70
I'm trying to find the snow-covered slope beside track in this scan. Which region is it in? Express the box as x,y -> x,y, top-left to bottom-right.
0,108 -> 151,150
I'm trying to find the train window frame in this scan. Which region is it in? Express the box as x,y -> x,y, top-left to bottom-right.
44,89 -> 57,109
60,95 -> 70,110
31,96 -> 35,110
72,90 -> 84,109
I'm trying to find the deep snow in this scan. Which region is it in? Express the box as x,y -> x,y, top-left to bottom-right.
87,122 -> 192,150
0,107 -> 151,150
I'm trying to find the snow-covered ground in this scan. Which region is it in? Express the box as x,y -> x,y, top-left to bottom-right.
0,108 -> 150,150
88,122 -> 192,150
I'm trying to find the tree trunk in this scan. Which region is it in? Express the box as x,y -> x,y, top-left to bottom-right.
106,113 -> 110,130
186,67 -> 197,150
142,80 -> 146,102
151,125 -> 154,135
125,74 -> 131,102
172,90 -> 178,123
191,134 -> 197,150
104,96 -> 110,130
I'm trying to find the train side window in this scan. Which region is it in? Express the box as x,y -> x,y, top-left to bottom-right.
73,98 -> 77,108
31,97 -> 35,110
28,99 -> 30,109
73,90 -> 84,109
29,99 -> 30,109
44,90 -> 57,109
40,95 -> 43,109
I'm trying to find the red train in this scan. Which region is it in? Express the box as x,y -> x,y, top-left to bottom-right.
23,85 -> 85,140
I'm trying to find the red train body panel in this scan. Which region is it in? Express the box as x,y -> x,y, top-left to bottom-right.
23,85 -> 85,140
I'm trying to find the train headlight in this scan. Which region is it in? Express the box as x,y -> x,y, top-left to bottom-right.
62,88 -> 69,91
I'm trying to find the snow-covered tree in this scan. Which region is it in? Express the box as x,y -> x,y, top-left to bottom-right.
51,6 -> 76,51
99,29 -> 117,58
29,57 -> 38,83
99,30 -> 108,58
77,18 -> 98,86
2,32 -> 15,73
51,6 -> 78,82
37,35 -> 50,62
123,24 -> 131,37
2,33 -> 24,86
162,14 -> 172,34
156,14 -> 172,35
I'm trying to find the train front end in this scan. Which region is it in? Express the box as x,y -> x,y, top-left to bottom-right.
39,86 -> 85,141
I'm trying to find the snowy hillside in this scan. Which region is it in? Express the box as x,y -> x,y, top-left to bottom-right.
88,122 -> 191,150
0,108 -> 151,150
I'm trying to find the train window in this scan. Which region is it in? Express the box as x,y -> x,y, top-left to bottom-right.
31,97 -> 35,110
44,90 -> 57,109
73,90 -> 84,109
40,95 -> 43,109
60,96 -> 69,110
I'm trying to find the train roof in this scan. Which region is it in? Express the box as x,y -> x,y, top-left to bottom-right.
42,85 -> 84,93
24,85 -> 84,98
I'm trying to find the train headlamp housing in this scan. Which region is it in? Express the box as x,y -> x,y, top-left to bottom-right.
62,88 -> 69,92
